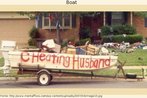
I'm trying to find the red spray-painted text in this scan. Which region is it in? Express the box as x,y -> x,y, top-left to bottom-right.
21,52 -> 111,70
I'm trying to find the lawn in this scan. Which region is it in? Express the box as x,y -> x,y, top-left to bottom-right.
0,57 -> 4,67
118,49 -> 147,66
63,68 -> 143,77
94,69 -> 143,77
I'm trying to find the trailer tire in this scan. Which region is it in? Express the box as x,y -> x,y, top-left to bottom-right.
37,71 -> 52,86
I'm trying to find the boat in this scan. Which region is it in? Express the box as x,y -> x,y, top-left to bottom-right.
1,39 -> 118,85
8,51 -> 118,71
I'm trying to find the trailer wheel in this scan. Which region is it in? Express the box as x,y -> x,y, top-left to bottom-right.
37,71 -> 51,86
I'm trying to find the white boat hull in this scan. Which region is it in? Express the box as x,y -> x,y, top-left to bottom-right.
8,51 -> 118,71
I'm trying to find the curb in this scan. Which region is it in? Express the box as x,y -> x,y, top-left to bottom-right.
0,76 -> 147,81
0,77 -> 17,81
0,66 -> 147,81
0,77 -> 36,81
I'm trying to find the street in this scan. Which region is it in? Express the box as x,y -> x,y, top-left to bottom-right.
0,76 -> 147,88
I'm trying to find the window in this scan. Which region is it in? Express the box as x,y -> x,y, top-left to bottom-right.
144,18 -> 147,27
111,12 -> 124,25
42,13 -> 72,29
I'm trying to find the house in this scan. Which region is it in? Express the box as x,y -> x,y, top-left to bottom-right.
36,12 -> 147,45
36,12 -> 80,44
0,12 -> 147,48
0,12 -> 34,48
81,12 -> 147,40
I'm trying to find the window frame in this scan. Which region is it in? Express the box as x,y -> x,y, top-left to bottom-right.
111,12 -> 124,25
42,13 -> 72,29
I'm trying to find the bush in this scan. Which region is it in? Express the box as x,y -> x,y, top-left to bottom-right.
145,37 -> 147,44
75,38 -> 91,46
123,24 -> 136,34
28,39 -> 36,46
61,41 -> 68,48
28,26 -> 40,46
29,26 -> 39,38
101,25 -> 110,36
112,25 -> 124,35
102,34 -> 143,44
101,24 -> 137,36
79,27 -> 91,39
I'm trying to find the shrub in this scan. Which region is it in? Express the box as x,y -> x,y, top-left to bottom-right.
28,39 -> 36,46
102,34 -> 143,44
101,25 -> 110,36
123,24 -> 136,35
75,38 -> 91,46
79,27 -> 91,39
145,37 -> 147,44
112,25 -> 124,35
102,35 -> 125,43
29,26 -> 39,38
61,41 -> 68,48
28,26 -> 40,46
101,24 -> 137,36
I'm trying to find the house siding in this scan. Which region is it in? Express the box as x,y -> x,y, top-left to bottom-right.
0,19 -> 35,48
0,12 -> 147,50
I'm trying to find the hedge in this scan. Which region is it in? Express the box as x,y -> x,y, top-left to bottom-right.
102,34 -> 143,44
101,24 -> 137,36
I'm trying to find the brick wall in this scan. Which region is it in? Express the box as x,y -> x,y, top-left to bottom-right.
133,16 -> 147,38
39,15 -> 80,42
126,12 -> 147,38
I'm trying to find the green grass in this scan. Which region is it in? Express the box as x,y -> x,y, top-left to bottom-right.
94,69 -> 144,76
0,70 -> 17,77
57,68 -> 144,77
118,49 -> 147,66
0,57 -> 4,67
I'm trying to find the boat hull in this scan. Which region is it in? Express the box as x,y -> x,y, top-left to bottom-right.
8,51 -> 118,71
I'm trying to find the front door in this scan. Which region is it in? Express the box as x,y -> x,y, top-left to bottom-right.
80,13 -> 103,44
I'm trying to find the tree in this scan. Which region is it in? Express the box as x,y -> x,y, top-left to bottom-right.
134,12 -> 147,18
